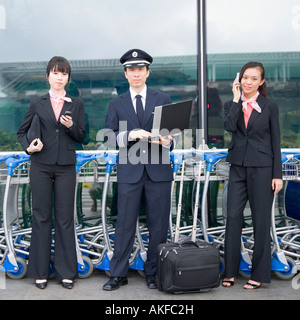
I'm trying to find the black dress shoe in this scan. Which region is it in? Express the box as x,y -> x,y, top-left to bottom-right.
61,280 -> 74,289
146,275 -> 157,289
103,277 -> 128,291
35,280 -> 47,289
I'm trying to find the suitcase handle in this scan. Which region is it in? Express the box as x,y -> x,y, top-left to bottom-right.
178,240 -> 200,248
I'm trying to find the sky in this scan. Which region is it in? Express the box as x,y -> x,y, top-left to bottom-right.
0,0 -> 299,62
206,0 -> 300,54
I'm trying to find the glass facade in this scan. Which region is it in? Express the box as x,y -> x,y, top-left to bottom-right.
1,0 -> 300,151
0,0 -> 198,151
0,0 -> 300,151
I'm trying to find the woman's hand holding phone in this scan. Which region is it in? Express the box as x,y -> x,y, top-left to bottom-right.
61,110 -> 73,129
232,72 -> 241,103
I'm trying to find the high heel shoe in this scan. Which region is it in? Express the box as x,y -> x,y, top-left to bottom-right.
35,279 -> 47,289
222,277 -> 235,288
244,281 -> 263,290
61,279 -> 74,289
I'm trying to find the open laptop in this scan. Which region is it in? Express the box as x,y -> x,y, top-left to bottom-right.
151,100 -> 193,138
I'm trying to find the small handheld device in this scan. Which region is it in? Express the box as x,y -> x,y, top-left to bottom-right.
64,110 -> 72,117
236,72 -> 240,84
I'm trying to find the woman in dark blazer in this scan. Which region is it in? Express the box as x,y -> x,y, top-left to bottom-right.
222,62 -> 283,289
17,56 -> 86,289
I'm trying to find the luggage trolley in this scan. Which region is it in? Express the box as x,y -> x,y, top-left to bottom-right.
169,151 -> 185,242
168,150 -> 202,241
94,151 -> 117,274
173,150 -> 202,243
75,151 -> 118,276
73,151 -> 109,278
74,151 -> 107,227
0,154 -> 16,272
170,150 -> 222,242
1,154 -> 31,279
268,152 -> 300,279
193,151 -> 228,277
280,180 -> 300,269
198,151 -> 228,243
280,152 -> 300,250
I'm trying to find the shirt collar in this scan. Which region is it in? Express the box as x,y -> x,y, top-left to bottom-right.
129,85 -> 147,101
49,90 -> 72,103
49,89 -> 66,99
241,91 -> 261,114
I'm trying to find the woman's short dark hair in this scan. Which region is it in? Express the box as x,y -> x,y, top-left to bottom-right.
46,56 -> 71,82
239,62 -> 268,97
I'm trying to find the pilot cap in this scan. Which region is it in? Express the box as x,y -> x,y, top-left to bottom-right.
120,49 -> 153,68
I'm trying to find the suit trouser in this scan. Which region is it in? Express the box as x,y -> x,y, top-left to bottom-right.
224,165 -> 274,283
27,162 -> 78,281
109,169 -> 172,277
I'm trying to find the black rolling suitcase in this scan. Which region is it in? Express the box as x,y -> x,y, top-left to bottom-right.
157,156 -> 220,293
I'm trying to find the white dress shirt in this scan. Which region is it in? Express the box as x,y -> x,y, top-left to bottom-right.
129,85 -> 147,113
117,86 -> 147,147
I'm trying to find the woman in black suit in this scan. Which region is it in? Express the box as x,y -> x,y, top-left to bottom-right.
17,56 -> 86,289
222,62 -> 283,289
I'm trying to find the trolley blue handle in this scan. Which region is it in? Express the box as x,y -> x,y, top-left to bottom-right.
170,150 -> 206,173
5,154 -> 30,176
104,152 -> 118,174
281,152 -> 300,163
170,152 -> 184,173
0,153 -> 15,162
75,152 -> 105,174
204,152 -> 227,172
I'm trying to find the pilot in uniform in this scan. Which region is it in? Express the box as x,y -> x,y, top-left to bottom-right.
103,49 -> 174,291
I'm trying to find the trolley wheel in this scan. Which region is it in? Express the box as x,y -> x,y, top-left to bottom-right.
6,257 -> 27,280
239,270 -> 251,279
78,256 -> 93,279
239,253 -> 252,279
105,270 -> 111,277
219,256 -> 225,278
274,256 -> 297,280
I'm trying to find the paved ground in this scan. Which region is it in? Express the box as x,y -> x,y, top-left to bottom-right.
1,185 -> 299,305
1,270 -> 299,301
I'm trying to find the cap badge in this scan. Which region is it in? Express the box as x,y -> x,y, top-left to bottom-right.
132,51 -> 138,58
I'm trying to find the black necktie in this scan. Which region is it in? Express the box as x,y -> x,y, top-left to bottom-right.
136,95 -> 144,125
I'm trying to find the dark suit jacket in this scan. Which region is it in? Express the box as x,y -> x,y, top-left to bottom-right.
105,87 -> 173,183
224,94 -> 282,179
17,93 -> 85,165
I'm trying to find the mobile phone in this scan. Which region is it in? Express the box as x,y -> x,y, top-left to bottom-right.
236,72 -> 240,84
64,110 -> 72,117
